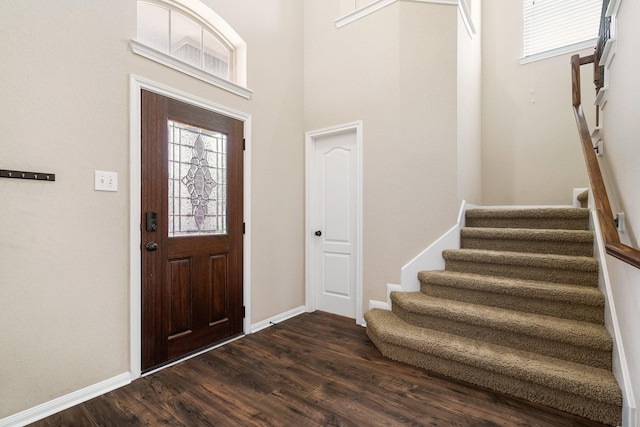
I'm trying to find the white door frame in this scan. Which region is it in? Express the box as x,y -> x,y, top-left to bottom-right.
305,121 -> 363,325
129,75 -> 252,379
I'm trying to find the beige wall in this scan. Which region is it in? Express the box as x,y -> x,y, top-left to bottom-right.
481,0 -> 594,206
304,1 -> 461,308
0,0 -> 304,418
7,0 -> 621,422
457,1 -> 482,204
599,0 -> 640,422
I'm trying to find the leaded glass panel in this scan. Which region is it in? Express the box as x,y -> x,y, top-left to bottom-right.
168,120 -> 227,236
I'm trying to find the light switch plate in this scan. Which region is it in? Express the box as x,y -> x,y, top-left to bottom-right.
95,170 -> 118,192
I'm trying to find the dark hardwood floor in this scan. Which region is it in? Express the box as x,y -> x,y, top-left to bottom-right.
30,311 -> 608,427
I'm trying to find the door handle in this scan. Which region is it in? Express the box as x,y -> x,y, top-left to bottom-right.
315,230 -> 322,236
145,241 -> 159,251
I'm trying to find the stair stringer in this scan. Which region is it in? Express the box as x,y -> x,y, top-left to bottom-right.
367,201 -> 471,312
592,207 -> 637,427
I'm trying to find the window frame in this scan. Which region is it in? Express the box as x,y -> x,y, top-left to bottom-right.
132,0 -> 251,99
519,0 -> 601,65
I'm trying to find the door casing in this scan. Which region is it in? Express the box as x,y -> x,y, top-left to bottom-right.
129,75 -> 252,379
305,121 -> 363,325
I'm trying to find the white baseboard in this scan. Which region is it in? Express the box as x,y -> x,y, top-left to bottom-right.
0,372 -> 131,427
0,306 -> 317,427
250,305 -> 307,333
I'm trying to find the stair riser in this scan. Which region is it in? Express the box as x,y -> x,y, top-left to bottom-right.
392,305 -> 611,370
420,282 -> 604,324
444,260 -> 598,287
461,238 -> 593,257
465,218 -> 589,230
367,329 -> 621,426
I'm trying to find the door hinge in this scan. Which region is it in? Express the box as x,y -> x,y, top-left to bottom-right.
242,306 -> 246,318
243,138 -> 246,150
243,222 -> 246,234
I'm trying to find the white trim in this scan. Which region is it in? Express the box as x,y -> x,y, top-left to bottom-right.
129,75 -> 252,380
367,283 -> 403,311
458,0 -> 476,38
591,210 -> 637,427
600,38 -> 617,69
595,87 -> 609,109
400,200 -> 469,291
606,0 -> 623,18
519,39 -> 597,65
250,305 -> 307,333
369,297 -> 393,311
305,121 -> 364,325
335,0 -> 458,29
130,40 -> 253,99
336,0 -> 395,28
0,373 -> 131,427
368,201 -> 469,310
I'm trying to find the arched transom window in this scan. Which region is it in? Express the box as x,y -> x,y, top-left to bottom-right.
132,0 -> 250,98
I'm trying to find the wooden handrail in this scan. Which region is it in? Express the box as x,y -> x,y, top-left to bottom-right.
570,54 -> 640,269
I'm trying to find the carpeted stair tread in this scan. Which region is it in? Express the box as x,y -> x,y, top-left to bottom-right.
418,270 -> 604,323
390,292 -> 611,348
443,248 -> 598,286
465,207 -> 589,230
418,270 -> 603,307
365,308 -> 621,404
365,309 -> 621,426
577,190 -> 589,208
460,227 -> 594,256
365,205 -> 622,424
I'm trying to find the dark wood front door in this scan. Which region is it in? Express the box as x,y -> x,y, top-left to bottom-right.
141,90 -> 244,372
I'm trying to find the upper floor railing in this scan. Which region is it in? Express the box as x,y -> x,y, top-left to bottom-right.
570,1 -> 640,269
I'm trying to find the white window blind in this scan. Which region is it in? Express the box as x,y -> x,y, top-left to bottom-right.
523,0 -> 602,59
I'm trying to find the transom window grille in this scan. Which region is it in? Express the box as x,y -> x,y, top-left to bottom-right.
523,0 -> 601,61
168,120 -> 228,236
137,1 -> 233,80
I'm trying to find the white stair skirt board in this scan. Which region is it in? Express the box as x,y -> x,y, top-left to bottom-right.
591,210 -> 637,427
0,373 -> 131,427
367,201 -> 470,310
251,305 -> 307,333
400,201 -> 470,291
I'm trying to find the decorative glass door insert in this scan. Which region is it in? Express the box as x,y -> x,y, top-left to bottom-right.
168,120 -> 227,236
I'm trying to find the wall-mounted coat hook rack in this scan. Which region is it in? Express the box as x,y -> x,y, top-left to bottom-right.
1,169 -> 56,181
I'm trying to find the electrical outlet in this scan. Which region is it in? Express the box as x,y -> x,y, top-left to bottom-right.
95,170 -> 118,192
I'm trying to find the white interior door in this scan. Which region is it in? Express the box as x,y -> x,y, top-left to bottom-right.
306,123 -> 362,321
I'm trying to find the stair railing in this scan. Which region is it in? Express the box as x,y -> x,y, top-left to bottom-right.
571,54 -> 640,269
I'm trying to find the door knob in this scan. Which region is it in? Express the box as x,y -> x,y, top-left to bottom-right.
314,231 -> 322,236
145,241 -> 159,251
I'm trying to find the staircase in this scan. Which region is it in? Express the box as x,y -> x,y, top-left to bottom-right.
365,207 -> 622,426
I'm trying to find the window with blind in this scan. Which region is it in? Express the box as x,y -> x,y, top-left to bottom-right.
522,0 -> 602,63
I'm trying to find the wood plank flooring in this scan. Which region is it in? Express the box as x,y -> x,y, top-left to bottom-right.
30,311 -> 609,427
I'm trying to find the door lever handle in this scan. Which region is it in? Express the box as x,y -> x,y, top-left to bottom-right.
145,241 -> 159,251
